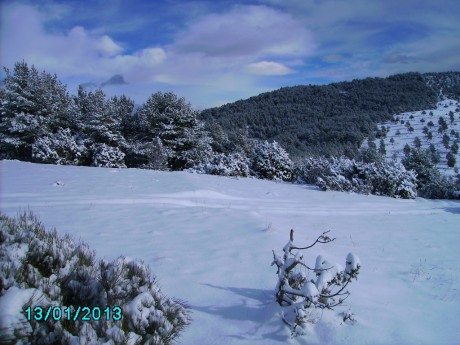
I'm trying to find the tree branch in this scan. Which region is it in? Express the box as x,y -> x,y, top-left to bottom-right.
290,230 -> 336,251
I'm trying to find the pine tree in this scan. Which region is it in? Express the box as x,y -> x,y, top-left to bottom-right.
403,143 -> 411,155
402,148 -> 437,188
111,95 -> 135,139
442,134 -> 450,149
378,139 -> 386,155
75,87 -> 126,167
438,116 -> 448,132
252,140 -> 293,181
446,152 -> 456,168
0,61 -> 74,159
136,91 -> 212,170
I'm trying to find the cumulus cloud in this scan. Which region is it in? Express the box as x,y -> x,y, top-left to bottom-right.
245,61 -> 294,75
2,0 -> 459,108
173,5 -> 315,60
0,3 -> 310,96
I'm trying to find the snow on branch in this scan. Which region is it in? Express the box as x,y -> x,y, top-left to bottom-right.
271,229 -> 361,337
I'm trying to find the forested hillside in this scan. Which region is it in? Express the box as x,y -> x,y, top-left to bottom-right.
200,73 -> 460,158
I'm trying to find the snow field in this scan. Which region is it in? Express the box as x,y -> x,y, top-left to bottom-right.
1,160 -> 459,344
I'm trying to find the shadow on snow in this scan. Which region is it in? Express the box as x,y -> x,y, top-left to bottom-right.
190,284 -> 289,342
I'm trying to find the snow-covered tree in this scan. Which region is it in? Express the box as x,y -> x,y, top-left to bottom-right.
401,148 -> 437,188
207,121 -> 232,153
32,127 -> 87,165
75,87 -> 127,167
295,156 -> 417,198
125,137 -> 170,170
76,87 -> 125,148
368,160 -> 417,199
110,94 -> 136,139
271,229 -> 360,336
136,92 -> 212,170
0,61 -> 79,160
193,151 -> 250,177
90,143 -> 126,168
252,140 -> 293,181
1,62 -> 69,159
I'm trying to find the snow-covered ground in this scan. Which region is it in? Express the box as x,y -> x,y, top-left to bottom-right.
1,160 -> 459,345
366,98 -> 460,176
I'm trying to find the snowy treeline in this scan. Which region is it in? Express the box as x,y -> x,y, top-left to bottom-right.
0,212 -> 191,344
1,61 -> 458,198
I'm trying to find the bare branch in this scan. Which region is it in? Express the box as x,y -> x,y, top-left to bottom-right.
320,279 -> 351,299
290,230 -> 336,251
297,261 -> 333,272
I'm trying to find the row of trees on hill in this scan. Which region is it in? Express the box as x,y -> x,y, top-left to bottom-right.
0,61 -> 296,181
1,61 -> 459,199
0,61 -> 214,170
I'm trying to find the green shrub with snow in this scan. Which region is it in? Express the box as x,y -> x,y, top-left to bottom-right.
192,152 -> 250,177
296,156 -> 417,199
252,140 -> 293,181
271,229 -> 360,337
32,128 -> 87,165
90,143 -> 127,168
0,211 -> 191,344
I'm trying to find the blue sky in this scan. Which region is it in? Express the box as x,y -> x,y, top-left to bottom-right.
1,0 -> 459,109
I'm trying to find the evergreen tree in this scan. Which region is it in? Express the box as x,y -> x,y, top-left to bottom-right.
427,131 -> 433,140
0,61 -> 75,159
451,141 -> 459,154
111,94 -> 135,139
413,136 -> 422,149
378,139 -> 386,155
32,127 -> 87,165
428,144 -> 441,164
446,152 -> 456,168
207,121 -> 231,153
442,134 -> 450,149
75,87 -> 126,167
402,148 -> 437,188
403,143 -> 411,155
438,116 -> 448,132
136,91 -> 212,170
252,140 -> 293,181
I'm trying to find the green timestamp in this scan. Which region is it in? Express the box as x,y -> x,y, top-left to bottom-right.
24,306 -> 123,322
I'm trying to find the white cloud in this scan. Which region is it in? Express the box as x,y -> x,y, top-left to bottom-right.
0,3 -> 315,107
172,5 -> 315,60
245,61 -> 294,75
97,36 -> 123,57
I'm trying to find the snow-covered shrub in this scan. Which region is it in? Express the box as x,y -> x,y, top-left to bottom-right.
295,156 -> 417,199
125,138 -> 170,170
0,211 -> 191,344
271,229 -> 360,337
252,140 -> 293,181
32,127 -> 87,165
193,152 -> 250,177
294,156 -> 331,185
367,161 -> 417,199
418,173 -> 460,199
91,142 -> 126,168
